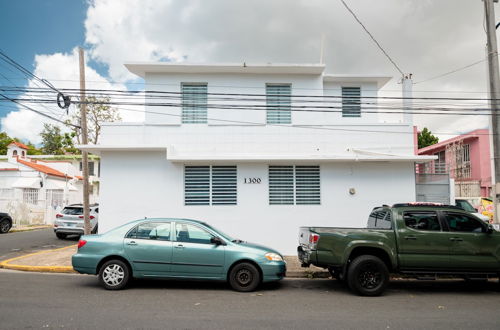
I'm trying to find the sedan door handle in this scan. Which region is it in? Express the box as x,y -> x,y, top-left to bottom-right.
449,237 -> 463,242
404,236 -> 417,240
174,244 -> 184,249
126,241 -> 137,246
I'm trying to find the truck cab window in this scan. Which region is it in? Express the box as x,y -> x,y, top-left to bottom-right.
403,211 -> 441,231
444,213 -> 485,233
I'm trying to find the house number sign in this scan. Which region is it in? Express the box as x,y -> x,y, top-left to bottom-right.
244,178 -> 261,184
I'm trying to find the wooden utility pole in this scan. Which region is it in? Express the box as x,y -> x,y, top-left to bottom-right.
484,0 -> 500,223
79,47 -> 91,235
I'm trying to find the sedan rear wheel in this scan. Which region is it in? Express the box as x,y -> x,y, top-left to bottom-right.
229,262 -> 261,292
99,260 -> 130,290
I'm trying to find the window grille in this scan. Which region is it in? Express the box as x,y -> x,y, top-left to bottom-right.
182,83 -> 208,124
269,165 -> 320,205
184,166 -> 237,205
342,87 -> 361,117
266,84 -> 291,124
23,188 -> 39,205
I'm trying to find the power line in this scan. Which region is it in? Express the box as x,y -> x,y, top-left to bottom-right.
0,93 -> 80,128
414,56 -> 491,85
339,0 -> 404,76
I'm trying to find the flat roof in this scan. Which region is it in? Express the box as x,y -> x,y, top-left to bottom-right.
125,62 -> 326,78
323,74 -> 392,89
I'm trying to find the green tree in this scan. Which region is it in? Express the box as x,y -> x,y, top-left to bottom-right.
0,132 -> 13,155
40,124 -> 76,155
66,96 -> 121,144
26,142 -> 43,155
418,127 -> 439,149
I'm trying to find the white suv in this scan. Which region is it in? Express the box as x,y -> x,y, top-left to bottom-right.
53,204 -> 99,239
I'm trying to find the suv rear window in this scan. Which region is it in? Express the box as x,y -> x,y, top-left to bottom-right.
62,207 -> 83,215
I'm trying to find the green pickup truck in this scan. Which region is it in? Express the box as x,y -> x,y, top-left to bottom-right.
298,203 -> 499,296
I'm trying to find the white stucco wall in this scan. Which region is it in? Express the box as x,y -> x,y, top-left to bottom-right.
99,150 -> 416,254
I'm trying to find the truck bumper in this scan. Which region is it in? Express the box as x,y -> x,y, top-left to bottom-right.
297,246 -> 313,267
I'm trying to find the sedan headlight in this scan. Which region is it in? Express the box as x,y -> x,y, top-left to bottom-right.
265,253 -> 283,261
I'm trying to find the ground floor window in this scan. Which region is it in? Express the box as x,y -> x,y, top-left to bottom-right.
269,165 -> 320,205
184,165 -> 237,206
23,188 -> 39,205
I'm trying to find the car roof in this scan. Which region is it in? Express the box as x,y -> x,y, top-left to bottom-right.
128,218 -> 206,225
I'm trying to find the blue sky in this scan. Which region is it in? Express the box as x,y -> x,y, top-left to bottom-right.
0,0 -> 108,127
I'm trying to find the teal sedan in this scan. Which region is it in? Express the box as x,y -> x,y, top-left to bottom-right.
72,218 -> 286,291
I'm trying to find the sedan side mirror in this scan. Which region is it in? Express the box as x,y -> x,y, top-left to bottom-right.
210,236 -> 225,246
486,224 -> 494,234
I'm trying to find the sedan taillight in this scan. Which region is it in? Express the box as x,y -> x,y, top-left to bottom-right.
77,240 -> 87,249
56,214 -> 63,218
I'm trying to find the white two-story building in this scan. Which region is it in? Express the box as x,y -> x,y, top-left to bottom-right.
80,63 -> 433,254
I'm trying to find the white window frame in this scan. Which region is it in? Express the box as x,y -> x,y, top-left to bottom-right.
342,86 -> 361,117
269,165 -> 320,205
266,84 -> 292,124
184,165 -> 237,206
181,83 -> 208,124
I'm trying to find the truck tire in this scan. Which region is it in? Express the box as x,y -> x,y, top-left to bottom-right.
347,255 -> 389,296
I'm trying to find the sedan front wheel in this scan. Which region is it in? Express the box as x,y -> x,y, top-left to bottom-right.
228,262 -> 261,292
99,259 -> 130,290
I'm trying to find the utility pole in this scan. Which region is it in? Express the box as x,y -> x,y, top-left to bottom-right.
402,74 -> 413,125
78,47 -> 91,235
484,0 -> 500,223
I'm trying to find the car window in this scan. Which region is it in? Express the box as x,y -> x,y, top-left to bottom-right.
62,207 -> 83,215
455,200 -> 476,213
403,211 -> 441,231
444,212 -> 485,233
127,222 -> 171,240
175,223 -> 213,244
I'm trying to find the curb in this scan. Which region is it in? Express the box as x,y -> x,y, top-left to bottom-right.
10,225 -> 52,233
0,245 -> 77,273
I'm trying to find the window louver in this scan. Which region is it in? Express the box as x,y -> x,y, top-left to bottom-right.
295,166 -> 320,205
269,165 -> 320,205
184,166 -> 210,205
182,84 -> 208,124
269,166 -> 294,205
266,84 -> 291,124
342,87 -> 361,117
185,165 -> 237,205
211,166 -> 237,205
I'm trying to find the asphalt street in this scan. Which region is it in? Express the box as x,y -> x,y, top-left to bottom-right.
0,269 -> 499,329
0,228 -> 76,261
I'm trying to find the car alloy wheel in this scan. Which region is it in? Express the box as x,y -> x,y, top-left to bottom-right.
357,263 -> 382,290
347,255 -> 389,296
102,264 -> 125,287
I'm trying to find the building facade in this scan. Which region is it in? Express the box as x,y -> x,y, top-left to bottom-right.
417,129 -> 492,198
81,63 -> 433,254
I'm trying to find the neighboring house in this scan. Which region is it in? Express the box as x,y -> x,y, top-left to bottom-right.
0,142 -> 99,225
417,129 -> 491,198
79,62 -> 433,254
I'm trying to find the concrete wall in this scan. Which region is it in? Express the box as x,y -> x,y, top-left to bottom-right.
99,150 -> 416,254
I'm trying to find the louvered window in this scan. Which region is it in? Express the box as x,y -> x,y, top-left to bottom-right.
342,87 -> 361,117
184,166 -> 237,205
182,83 -> 208,123
266,84 -> 291,124
269,166 -> 320,205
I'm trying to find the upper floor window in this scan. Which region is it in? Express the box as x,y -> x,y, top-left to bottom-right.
182,83 -> 208,124
342,87 -> 361,117
79,161 -> 95,176
266,84 -> 291,124
269,165 -> 320,205
184,165 -> 237,206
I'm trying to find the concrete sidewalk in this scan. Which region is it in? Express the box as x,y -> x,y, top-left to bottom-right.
0,244 -> 329,278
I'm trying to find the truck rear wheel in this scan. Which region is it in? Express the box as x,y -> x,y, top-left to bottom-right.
347,255 -> 389,296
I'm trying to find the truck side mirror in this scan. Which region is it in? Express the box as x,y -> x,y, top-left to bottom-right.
486,224 -> 494,234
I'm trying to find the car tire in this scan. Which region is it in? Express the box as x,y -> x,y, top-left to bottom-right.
99,259 -> 130,290
55,232 -> 67,239
228,262 -> 261,292
347,255 -> 389,296
0,218 -> 11,234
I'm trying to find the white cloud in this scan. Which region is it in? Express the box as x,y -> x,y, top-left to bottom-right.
1,48 -> 144,144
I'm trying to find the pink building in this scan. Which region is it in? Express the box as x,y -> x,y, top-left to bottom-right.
417,129 -> 492,197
